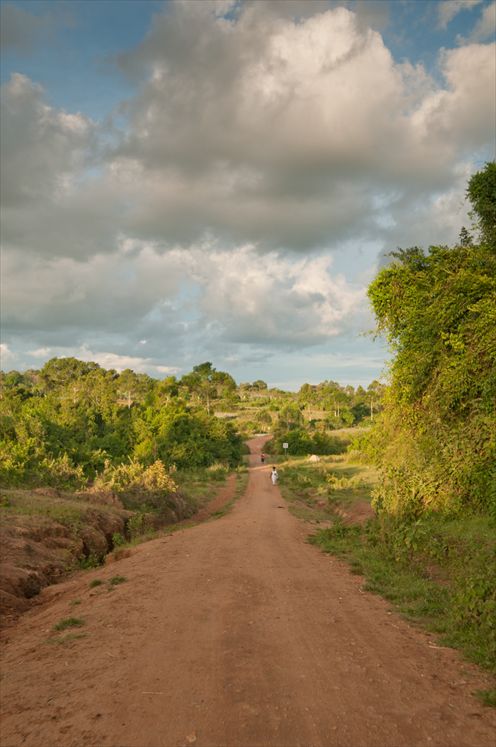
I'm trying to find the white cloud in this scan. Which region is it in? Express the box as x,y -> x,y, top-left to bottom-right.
2,240 -> 367,356
28,347 -> 52,358
74,347 -> 180,375
0,244 -> 188,350
190,245 -> 367,347
438,0 -> 482,29
0,74 -> 93,206
468,1 -> 496,40
2,7 -> 494,261
1,3 -> 46,51
0,343 -> 16,365
109,3 -> 495,250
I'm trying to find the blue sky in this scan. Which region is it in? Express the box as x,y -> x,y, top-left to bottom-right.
1,0 -> 495,387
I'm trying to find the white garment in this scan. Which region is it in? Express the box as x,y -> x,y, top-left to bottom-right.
271,471 -> 278,485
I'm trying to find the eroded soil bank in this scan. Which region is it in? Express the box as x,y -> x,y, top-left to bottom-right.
0,475 -> 238,624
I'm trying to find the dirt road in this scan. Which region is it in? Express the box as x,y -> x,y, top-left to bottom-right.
1,436 -> 495,747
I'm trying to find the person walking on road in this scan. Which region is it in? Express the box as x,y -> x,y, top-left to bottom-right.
271,466 -> 278,485
261,452 -> 265,464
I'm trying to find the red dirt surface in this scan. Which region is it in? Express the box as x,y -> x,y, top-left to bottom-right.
1,436 -> 495,747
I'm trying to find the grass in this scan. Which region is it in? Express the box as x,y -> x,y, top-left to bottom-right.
48,632 -> 87,645
277,454 -> 377,524
78,553 -> 104,570
476,689 -> 496,708
178,465 -> 231,504
70,598 -> 82,606
53,616 -> 85,631
89,579 -> 103,588
0,489 -> 118,526
0,492 -> 85,528
109,575 -> 127,586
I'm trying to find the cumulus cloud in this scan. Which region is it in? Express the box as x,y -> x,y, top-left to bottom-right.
2,240 -> 367,362
0,243 -> 188,348
2,5 -> 494,259
0,74 -> 128,260
110,2 -> 494,250
0,74 -> 94,206
191,247 -> 366,347
65,347 -> 180,375
0,343 -> 16,365
438,0 -> 482,29
468,1 -> 496,40
1,3 -> 47,52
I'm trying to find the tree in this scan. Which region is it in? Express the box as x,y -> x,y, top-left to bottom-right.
367,165 -> 496,516
252,379 -> 268,390
467,161 -> 496,248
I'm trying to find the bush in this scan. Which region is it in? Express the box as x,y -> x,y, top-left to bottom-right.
270,428 -> 348,456
94,459 -> 177,495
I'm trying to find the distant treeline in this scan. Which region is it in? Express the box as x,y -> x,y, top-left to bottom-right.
0,360 -> 244,487
0,356 -> 384,487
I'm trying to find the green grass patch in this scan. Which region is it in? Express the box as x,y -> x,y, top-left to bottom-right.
0,489 -> 119,527
276,454 -> 376,524
89,579 -> 103,588
177,466 -> 229,504
0,492 -> 85,527
78,552 -> 103,569
475,689 -> 496,708
109,575 -> 127,586
53,616 -> 85,631
48,632 -> 87,645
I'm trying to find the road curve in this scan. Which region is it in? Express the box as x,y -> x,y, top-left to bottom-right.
1,436 -> 495,747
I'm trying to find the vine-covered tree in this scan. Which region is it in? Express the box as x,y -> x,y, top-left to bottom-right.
368,162 -> 496,516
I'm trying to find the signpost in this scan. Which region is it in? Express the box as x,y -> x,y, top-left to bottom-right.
282,442 -> 289,458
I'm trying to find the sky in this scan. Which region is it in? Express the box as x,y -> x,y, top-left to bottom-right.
1,0 -> 495,389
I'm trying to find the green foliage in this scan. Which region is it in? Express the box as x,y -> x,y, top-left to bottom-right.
0,359 -> 244,488
270,428 -> 348,456
53,617 -> 85,631
467,162 -> 496,248
367,166 -> 496,516
476,690 -> 496,708
111,532 -> 126,548
95,459 -> 177,495
109,575 -> 127,586
127,513 -> 145,539
79,552 -> 102,569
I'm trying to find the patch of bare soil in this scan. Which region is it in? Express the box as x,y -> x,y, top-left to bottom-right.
1,436 -> 495,747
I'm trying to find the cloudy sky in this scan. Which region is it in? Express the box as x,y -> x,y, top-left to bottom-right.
1,0 -> 495,388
